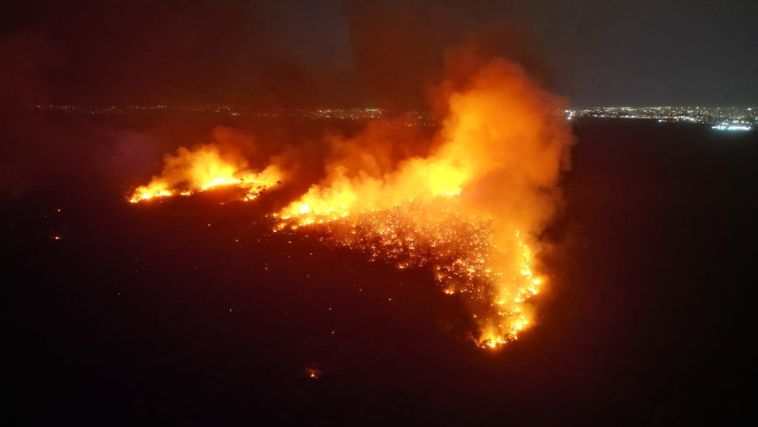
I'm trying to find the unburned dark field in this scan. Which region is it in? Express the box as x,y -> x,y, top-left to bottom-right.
3,113 -> 756,425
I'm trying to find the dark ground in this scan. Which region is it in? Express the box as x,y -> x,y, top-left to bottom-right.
3,113 -> 757,425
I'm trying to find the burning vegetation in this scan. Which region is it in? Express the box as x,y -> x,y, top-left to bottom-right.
129,57 -> 573,350
129,144 -> 284,204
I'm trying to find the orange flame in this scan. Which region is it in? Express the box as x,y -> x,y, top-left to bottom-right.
129,144 -> 283,203
276,59 -> 573,348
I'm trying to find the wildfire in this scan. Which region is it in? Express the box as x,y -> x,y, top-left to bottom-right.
129,144 -> 283,203
274,58 -> 572,348
128,56 -> 573,350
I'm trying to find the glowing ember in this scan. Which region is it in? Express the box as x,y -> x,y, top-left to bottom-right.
129,144 -> 283,203
305,367 -> 321,379
277,202 -> 546,348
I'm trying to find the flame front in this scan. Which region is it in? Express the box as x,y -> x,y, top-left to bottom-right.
275,59 -> 572,348
129,144 -> 283,203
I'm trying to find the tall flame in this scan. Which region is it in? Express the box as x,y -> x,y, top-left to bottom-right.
129,144 -> 283,203
275,59 -> 573,348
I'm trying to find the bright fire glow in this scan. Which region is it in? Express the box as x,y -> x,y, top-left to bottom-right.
275,58 -> 573,349
129,144 -> 283,203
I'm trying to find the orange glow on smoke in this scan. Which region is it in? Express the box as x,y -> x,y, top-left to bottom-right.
129,144 -> 283,203
276,59 -> 573,348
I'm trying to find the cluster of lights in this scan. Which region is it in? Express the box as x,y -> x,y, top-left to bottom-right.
33,104 -> 435,126
712,122 -> 752,132
565,105 -> 756,129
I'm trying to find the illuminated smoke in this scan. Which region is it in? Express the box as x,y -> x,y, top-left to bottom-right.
276,57 -> 573,348
129,143 -> 284,203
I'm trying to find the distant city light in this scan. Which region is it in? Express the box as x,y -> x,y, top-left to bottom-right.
563,105 -> 757,129
29,104 -> 758,131
31,105 -> 437,126
712,123 -> 752,132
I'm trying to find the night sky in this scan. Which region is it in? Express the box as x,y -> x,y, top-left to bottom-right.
1,0 -> 756,106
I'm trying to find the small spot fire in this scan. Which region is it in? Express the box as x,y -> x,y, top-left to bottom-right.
129,144 -> 284,204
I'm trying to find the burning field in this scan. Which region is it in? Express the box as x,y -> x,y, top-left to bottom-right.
129,57 -> 574,348
128,144 -> 284,204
